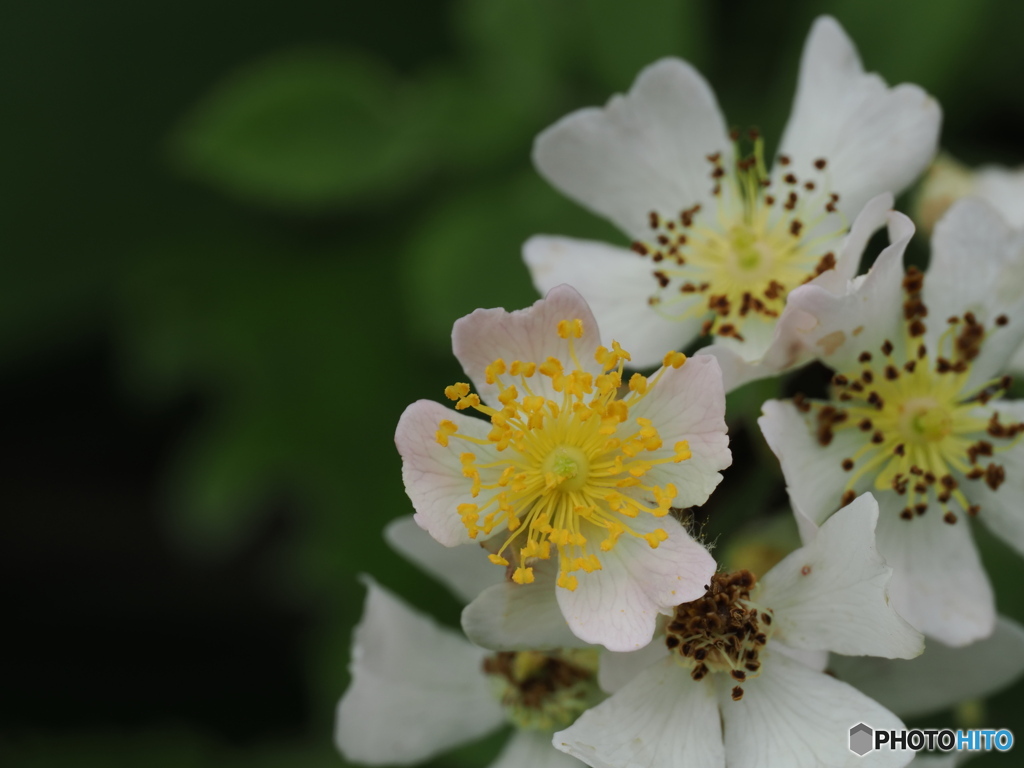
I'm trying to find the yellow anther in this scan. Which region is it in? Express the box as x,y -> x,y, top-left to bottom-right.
540,357 -> 564,378
488,554 -> 509,566
522,540 -> 551,559
523,395 -> 545,413
444,382 -> 470,401
557,318 -> 584,339
513,566 -> 535,585
643,528 -> 669,548
663,351 -> 687,369
497,385 -> 518,405
485,359 -> 507,384
674,440 -> 692,461
600,522 -> 625,551
455,393 -> 481,411
629,373 -> 648,394
435,420 -> 458,446
460,453 -> 476,466
557,573 -> 579,591
611,341 -> 631,362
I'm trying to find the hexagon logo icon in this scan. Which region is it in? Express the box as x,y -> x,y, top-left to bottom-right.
849,723 -> 874,756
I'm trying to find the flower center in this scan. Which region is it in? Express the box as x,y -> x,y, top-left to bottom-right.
630,131 -> 846,343
482,649 -> 603,732
803,266 -> 1024,525
900,398 -> 953,443
664,570 -> 772,701
542,445 -> 590,492
436,320 -> 692,590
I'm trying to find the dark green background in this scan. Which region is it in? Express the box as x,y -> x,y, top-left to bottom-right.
3,0 -> 1022,765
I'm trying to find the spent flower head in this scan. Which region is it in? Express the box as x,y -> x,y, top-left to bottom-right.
553,494 -> 922,768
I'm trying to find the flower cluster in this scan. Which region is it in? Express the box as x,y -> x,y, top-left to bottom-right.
335,14 -> 1024,768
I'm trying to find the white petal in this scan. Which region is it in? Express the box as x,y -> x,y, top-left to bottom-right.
694,193 -> 895,391
759,493 -> 923,659
598,640 -> 670,694
489,730 -> 586,768
462,560 -> 589,651
719,649 -> 908,768
384,516 -> 504,603
777,16 -> 940,218
523,235 -> 701,369
974,163 -> 1024,229
396,400 -> 503,547
557,514 -> 716,652
818,192 -> 896,290
772,640 -> 829,673
533,58 -> 730,241
962,403 -> 1024,556
874,492 -> 995,646
335,578 -> 503,765
925,197 -> 1024,388
830,616 -> 1024,719
624,353 -> 731,507
554,657 -> 725,768
758,399 -> 864,525
452,284 -> 603,406
782,211 -> 914,374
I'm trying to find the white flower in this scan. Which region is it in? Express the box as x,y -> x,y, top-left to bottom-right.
915,153 -> 1024,235
913,153 -> 1024,377
759,201 -> 1024,646
395,284 -> 728,651
525,15 -> 940,390
335,576 -> 592,768
553,493 -> 923,768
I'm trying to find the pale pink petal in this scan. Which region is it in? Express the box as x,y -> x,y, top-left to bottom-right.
777,16 -> 940,219
759,493 -> 923,659
523,235 -> 701,369
556,514 -> 716,652
533,58 -> 730,241
452,284 -> 603,406
395,400 -> 503,547
554,656 -> 725,768
624,353 -> 731,509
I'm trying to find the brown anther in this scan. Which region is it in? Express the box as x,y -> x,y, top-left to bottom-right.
840,489 -> 856,507
943,511 -> 958,525
813,158 -> 827,170
841,459 -> 854,471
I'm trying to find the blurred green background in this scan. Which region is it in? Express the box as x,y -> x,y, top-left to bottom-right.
3,0 -> 1023,765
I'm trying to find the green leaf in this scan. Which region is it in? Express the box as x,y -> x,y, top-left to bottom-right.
401,171 -> 620,356
573,0 -> 710,90
169,49 -> 440,211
